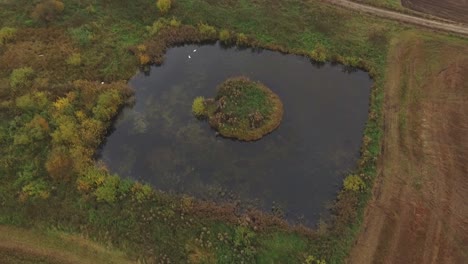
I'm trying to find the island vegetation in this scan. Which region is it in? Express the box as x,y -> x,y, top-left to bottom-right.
193,77 -> 283,141
0,0 -> 466,263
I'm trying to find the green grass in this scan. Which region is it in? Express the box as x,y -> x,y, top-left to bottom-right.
257,233 -> 308,263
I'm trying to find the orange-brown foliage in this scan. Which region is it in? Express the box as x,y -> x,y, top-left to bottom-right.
45,147 -> 73,181
31,0 -> 65,23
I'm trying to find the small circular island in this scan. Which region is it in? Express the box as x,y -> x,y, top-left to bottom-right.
192,76 -> 284,141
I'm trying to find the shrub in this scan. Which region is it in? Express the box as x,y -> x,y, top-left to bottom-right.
19,179 -> 50,202
31,0 -> 65,23
0,27 -> 16,45
10,67 -> 35,92
76,166 -> 106,193
219,29 -> 231,43
46,148 -> 73,181
15,92 -> 49,112
170,17 -> 181,27
192,96 -> 205,117
310,43 -> 328,63
343,175 -> 366,192
147,18 -> 169,36
67,53 -> 82,66
198,23 -> 216,37
139,54 -> 151,65
156,0 -> 172,15
236,33 -> 248,46
94,175 -> 120,203
131,183 -> 153,202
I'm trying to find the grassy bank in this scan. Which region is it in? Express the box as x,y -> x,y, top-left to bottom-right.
1,0 -> 466,263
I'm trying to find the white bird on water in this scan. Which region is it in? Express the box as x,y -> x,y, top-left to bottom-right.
193,49 -> 197,52
188,55 -> 191,59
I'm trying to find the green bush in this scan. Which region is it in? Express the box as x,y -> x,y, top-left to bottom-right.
310,43 -> 328,63
192,96 -> 205,117
198,23 -> 216,37
131,183 -> 153,202
94,175 -> 120,203
20,179 -> 50,201
147,18 -> 169,36
219,29 -> 231,43
156,0 -> 172,15
10,67 -> 35,92
169,17 -> 181,27
343,175 -> 366,192
0,27 -> 16,45
236,33 -> 248,46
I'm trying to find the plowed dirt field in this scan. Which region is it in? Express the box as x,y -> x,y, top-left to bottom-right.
348,33 -> 468,264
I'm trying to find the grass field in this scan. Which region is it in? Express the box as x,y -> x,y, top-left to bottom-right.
0,0 -> 467,263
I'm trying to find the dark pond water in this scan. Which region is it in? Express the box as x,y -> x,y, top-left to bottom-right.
100,43 -> 371,225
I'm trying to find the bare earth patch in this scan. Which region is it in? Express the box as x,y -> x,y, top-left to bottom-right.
402,0 -> 468,24
0,225 -> 134,264
348,33 -> 468,264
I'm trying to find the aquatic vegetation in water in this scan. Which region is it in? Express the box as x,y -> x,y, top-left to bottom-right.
193,76 -> 283,141
192,96 -> 206,117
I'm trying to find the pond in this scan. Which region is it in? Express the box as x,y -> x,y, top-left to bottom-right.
100,43 -> 372,225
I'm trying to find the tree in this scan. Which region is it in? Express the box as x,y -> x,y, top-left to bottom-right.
156,0 -> 172,15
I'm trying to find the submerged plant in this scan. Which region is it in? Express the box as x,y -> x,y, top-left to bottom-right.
192,96 -> 206,117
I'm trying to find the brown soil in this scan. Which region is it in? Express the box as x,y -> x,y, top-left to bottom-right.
323,0 -> 468,36
347,33 -> 468,263
0,225 -> 134,264
402,0 -> 468,24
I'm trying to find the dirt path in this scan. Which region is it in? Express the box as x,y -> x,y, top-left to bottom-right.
0,225 -> 134,264
347,33 -> 468,264
322,0 -> 468,36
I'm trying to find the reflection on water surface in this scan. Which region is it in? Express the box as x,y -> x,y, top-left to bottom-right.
100,43 -> 371,225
